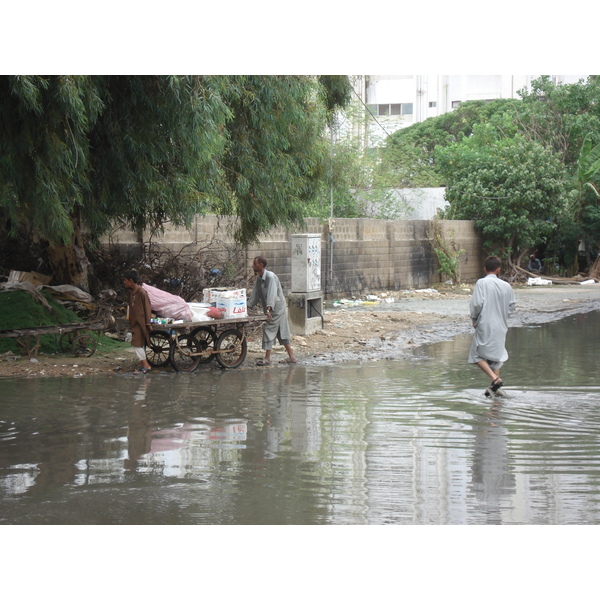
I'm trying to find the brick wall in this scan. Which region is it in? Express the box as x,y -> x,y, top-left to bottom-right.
101,216 -> 484,296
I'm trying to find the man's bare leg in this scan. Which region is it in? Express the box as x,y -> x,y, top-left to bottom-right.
476,360 -> 500,382
283,343 -> 296,363
476,360 -> 504,396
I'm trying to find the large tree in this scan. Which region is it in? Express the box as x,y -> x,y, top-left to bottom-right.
436,125 -> 569,267
567,134 -> 600,271
516,75 -> 600,166
0,75 -> 351,289
381,98 -> 522,187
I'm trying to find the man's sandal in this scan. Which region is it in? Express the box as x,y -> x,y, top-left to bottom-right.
490,378 -> 503,392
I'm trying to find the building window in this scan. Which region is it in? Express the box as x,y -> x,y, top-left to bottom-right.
429,101 -> 437,108
372,103 -> 414,116
451,100 -> 461,109
367,102 -> 413,116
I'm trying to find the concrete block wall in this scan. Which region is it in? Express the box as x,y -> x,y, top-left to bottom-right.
438,220 -> 483,282
321,219 -> 436,295
390,220 -> 437,291
100,216 -> 484,296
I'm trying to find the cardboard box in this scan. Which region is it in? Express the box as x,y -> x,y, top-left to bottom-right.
215,296 -> 247,319
202,287 -> 246,303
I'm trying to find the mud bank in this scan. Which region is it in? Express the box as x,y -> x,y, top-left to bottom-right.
1,284 -> 599,378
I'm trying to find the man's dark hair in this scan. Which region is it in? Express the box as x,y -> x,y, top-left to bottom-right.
484,256 -> 502,273
254,256 -> 267,267
123,269 -> 140,283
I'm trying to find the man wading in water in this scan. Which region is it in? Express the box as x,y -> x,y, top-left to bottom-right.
468,256 -> 516,396
248,256 -> 297,366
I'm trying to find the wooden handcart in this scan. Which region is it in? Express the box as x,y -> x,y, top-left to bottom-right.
0,319 -> 107,359
146,314 -> 268,372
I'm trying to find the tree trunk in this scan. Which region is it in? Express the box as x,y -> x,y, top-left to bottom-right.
46,222 -> 91,291
589,255 -> 600,280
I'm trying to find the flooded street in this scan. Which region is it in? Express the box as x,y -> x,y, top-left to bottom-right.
1,311 -> 600,525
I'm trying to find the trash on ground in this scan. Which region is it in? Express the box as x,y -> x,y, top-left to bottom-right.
405,288 -> 440,295
527,277 -> 552,286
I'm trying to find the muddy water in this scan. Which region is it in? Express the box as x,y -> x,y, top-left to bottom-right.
1,312 -> 599,525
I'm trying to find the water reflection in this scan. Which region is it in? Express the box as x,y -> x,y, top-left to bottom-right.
1,312 -> 600,524
470,397 -> 515,524
125,378 -> 152,473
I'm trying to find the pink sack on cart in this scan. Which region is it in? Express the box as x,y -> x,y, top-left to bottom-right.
141,283 -> 193,321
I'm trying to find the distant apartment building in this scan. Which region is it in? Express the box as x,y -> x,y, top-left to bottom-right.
348,74 -> 588,148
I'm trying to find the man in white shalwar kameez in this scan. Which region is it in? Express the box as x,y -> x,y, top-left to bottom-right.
468,256 -> 516,393
248,256 -> 297,366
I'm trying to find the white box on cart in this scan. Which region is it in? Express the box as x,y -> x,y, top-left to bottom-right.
202,287 -> 246,304
211,289 -> 247,319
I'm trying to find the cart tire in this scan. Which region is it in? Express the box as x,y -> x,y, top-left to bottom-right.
215,329 -> 247,369
72,333 -> 98,357
59,331 -> 77,353
146,331 -> 172,367
190,326 -> 217,363
170,333 -> 202,372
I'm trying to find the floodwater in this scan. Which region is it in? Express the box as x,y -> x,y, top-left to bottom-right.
1,312 -> 599,525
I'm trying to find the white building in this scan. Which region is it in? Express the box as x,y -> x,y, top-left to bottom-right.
349,74 -> 589,148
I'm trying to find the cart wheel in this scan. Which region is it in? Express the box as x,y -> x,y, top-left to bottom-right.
146,331 -> 172,367
170,333 -> 201,373
72,333 -> 98,357
59,331 -> 77,353
215,329 -> 247,369
190,326 -> 217,363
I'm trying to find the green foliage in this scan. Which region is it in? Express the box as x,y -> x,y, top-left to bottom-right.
86,76 -> 232,236
436,130 -> 568,263
0,76 -> 226,244
304,139 -> 365,219
429,219 -> 464,284
516,76 -> 600,167
382,99 -> 521,186
563,133 -> 600,270
305,139 -> 413,220
217,76 -> 333,243
575,133 -> 600,199
0,76 -> 102,242
373,77 -> 600,181
318,75 -> 354,124
0,75 -> 352,267
306,96 -> 415,220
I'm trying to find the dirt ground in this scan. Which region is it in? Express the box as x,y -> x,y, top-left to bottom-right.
1,283 -> 599,379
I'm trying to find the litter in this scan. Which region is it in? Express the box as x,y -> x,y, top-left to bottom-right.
404,288 -> 440,295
